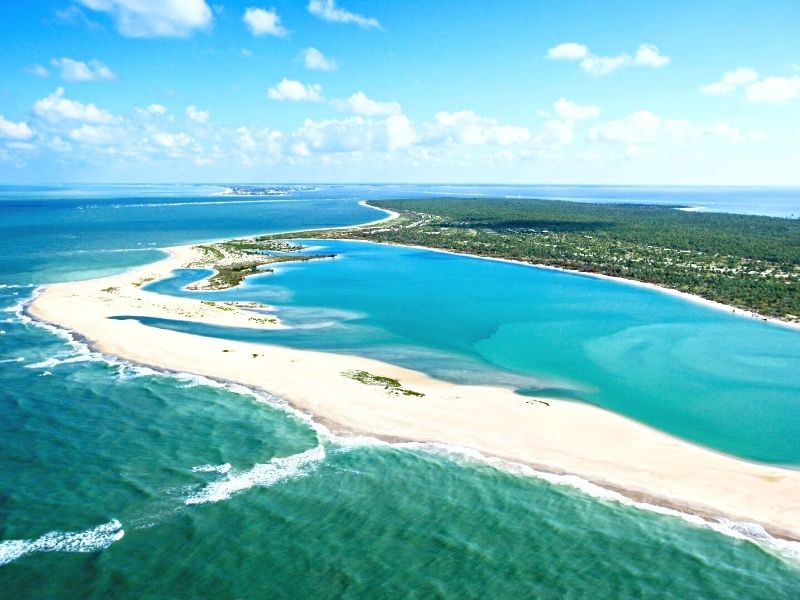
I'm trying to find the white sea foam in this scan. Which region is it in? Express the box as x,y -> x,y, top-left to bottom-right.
0,519 -> 124,566
192,463 -> 232,474
0,357 -> 24,364
25,352 -> 94,369
153,371 -> 328,438
2,299 -> 27,315
115,362 -> 162,380
185,445 -> 325,505
0,284 -> 35,289
20,308 -> 97,370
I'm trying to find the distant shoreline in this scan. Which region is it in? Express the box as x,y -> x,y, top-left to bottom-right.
342,236 -> 800,334
310,201 -> 800,332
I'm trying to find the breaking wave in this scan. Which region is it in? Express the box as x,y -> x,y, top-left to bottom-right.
0,520 -> 124,567
185,445 -> 326,505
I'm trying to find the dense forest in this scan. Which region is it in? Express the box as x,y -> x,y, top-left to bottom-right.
280,198 -> 800,322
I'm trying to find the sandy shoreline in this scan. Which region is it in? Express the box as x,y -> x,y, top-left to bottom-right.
466,252 -> 800,332
26,235 -> 800,543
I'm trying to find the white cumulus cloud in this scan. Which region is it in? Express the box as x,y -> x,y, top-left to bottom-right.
77,0 -> 212,37
51,58 -> 116,82
292,115 -> 415,154
303,47 -> 337,71
243,7 -> 287,37
542,99 -> 601,146
579,54 -> 629,76
547,43 -> 589,61
428,111 -> 531,146
152,132 -> 193,148
32,88 -> 116,124
553,98 -> 600,121
701,68 -> 800,104
745,75 -> 800,104
307,0 -> 380,29
68,123 -> 119,145
267,79 -> 324,102
384,115 -> 416,150
700,68 -> 759,96
186,105 -> 210,123
27,64 -> 50,78
634,44 -> 671,68
547,42 -> 670,76
331,92 -> 401,116
134,104 -> 168,118
0,116 -> 35,140
587,110 -> 749,145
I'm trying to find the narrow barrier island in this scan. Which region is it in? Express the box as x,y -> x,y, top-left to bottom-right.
273,198 -> 800,323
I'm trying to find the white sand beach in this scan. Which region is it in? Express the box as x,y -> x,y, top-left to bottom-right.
28,242 -> 800,541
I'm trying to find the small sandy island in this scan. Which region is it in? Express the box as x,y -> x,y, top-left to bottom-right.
28,240 -> 800,543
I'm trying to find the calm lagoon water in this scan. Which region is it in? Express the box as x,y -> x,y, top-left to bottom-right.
144,238 -> 800,465
1,184 -> 799,597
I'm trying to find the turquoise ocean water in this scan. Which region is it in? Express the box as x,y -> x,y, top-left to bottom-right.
1,185 -> 799,598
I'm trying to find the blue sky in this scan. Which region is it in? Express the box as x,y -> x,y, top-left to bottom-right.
0,0 -> 798,184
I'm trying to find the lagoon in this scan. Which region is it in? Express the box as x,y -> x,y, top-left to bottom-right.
143,237 -> 800,465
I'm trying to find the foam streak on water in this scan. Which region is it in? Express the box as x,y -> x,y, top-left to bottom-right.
0,520 -> 124,566
192,463 -> 232,474
185,445 -> 326,505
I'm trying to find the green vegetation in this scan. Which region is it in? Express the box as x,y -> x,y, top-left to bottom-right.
195,245 -> 224,262
342,370 -> 425,397
278,198 -> 800,322
248,316 -> 278,325
219,238 -> 304,254
204,254 -> 335,290
200,300 -> 233,311
191,239 -> 335,290
205,261 -> 271,290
